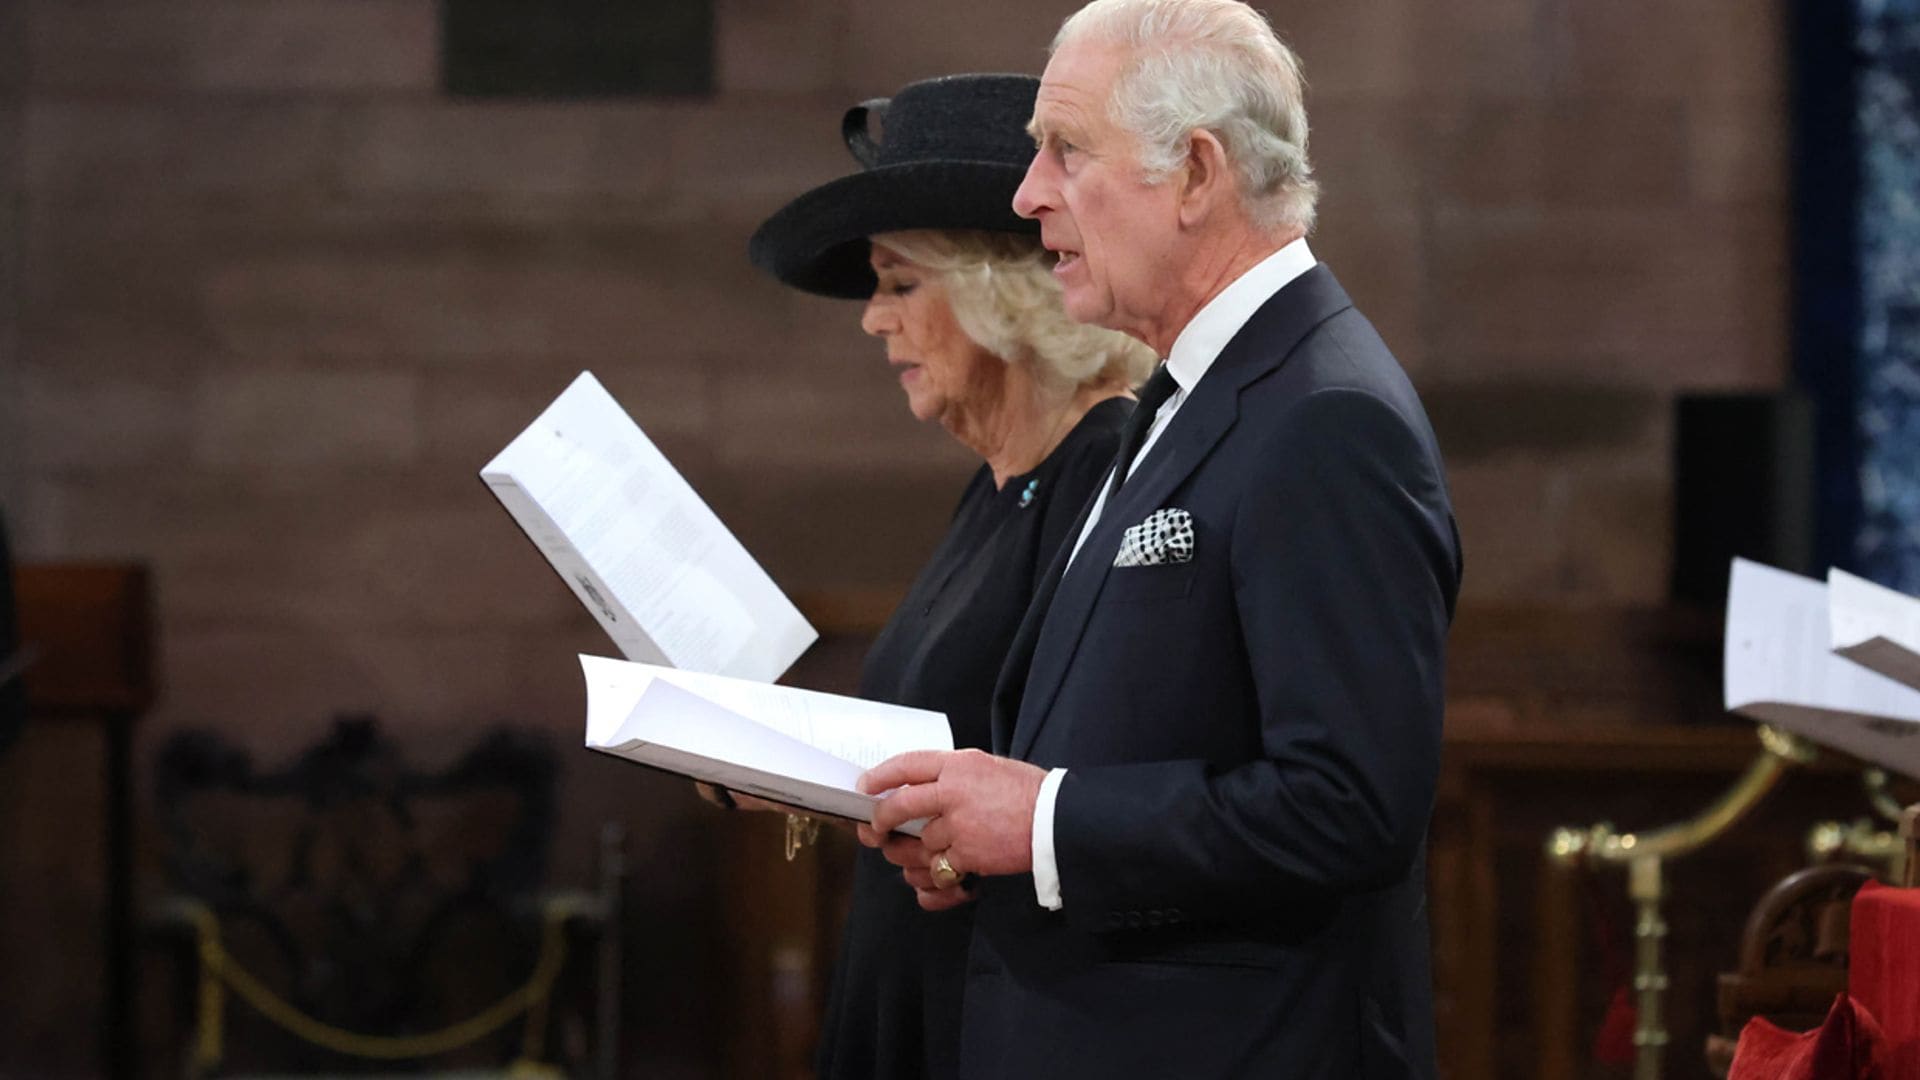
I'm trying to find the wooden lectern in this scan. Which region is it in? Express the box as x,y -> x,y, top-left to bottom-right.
15,563 -> 154,1080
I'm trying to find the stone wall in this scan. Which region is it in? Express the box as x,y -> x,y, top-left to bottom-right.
7,0 -> 1791,722
0,0 -> 1789,1075
1,0 -> 24,503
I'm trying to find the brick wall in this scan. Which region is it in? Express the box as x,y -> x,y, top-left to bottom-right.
0,0 -> 1788,1075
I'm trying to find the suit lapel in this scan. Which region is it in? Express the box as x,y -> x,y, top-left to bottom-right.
1006,377 -> 1240,761
990,481 -> 1099,754
1005,265 -> 1355,761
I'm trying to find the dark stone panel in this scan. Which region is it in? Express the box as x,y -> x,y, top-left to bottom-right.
0,0 -> 25,97
1422,380 -> 1662,461
442,0 -> 714,99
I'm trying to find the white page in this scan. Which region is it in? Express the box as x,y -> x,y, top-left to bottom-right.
1829,567 -> 1920,692
1724,558 -> 1920,778
620,731 -> 897,826
580,655 -> 940,832
581,655 -> 951,768
483,372 -> 816,682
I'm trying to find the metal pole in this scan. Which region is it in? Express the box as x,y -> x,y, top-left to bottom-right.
1628,856 -> 1668,1080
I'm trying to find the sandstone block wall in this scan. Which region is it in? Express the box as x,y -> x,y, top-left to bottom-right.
0,1 -> 1789,1073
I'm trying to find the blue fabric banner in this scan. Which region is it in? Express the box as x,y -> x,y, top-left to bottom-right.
1855,1 -> 1920,591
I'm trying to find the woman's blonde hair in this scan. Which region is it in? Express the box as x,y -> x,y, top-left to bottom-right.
874,229 -> 1158,396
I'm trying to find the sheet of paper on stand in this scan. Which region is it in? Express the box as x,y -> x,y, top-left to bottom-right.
482,371 -> 817,683
1829,567 -> 1920,692
1724,558 -> 1920,779
579,655 -> 950,834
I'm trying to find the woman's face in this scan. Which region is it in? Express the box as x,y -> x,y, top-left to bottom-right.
861,241 -> 1003,427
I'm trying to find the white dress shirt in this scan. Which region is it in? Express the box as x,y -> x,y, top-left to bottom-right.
1030,237 -> 1318,910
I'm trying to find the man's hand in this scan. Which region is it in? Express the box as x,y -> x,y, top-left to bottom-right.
856,749 -> 1047,905
853,831 -> 978,911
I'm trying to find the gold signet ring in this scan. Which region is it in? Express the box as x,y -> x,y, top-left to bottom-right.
931,852 -> 961,888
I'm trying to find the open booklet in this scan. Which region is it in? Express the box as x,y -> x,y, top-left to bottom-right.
1829,567 -> 1920,693
1725,558 -> 1920,779
580,655 -> 952,833
481,372 -> 817,684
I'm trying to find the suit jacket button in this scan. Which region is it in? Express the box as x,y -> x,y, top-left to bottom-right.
1106,911 -> 1123,930
1125,911 -> 1143,929
1147,909 -> 1164,927
1166,908 -> 1184,923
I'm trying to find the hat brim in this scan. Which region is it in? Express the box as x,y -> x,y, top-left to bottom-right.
749,160 -> 1039,300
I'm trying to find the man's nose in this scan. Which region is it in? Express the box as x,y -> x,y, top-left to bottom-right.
1012,153 -> 1051,220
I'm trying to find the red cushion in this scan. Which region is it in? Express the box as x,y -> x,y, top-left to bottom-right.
1728,993 -> 1889,1080
1850,881 -> 1920,1079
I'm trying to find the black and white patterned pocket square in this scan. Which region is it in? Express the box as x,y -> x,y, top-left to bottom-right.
1114,508 -> 1194,567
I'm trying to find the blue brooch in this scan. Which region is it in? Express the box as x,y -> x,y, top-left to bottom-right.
1018,479 -> 1039,508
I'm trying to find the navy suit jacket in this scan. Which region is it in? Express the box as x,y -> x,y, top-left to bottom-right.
965,265 -> 1461,1079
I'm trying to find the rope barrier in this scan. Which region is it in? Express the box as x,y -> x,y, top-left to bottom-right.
184,898 -> 585,1072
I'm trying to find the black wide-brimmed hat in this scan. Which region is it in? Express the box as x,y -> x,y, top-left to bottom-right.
748,73 -> 1042,300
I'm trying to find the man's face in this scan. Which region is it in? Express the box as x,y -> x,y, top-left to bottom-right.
1014,39 -> 1179,341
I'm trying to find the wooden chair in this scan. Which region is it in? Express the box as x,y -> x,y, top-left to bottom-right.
146,716 -> 624,1079
1704,863 -> 1877,1077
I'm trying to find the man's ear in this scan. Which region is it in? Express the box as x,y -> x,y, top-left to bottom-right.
1176,129 -> 1232,227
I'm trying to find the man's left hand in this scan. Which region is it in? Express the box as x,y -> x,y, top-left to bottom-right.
857,749 -> 1047,884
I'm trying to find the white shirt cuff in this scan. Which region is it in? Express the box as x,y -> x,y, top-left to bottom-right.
1031,767 -> 1068,910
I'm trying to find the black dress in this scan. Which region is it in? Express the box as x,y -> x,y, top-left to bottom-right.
815,396 -> 1132,1080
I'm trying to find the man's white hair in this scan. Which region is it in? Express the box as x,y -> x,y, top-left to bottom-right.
1055,0 -> 1318,234
876,230 -> 1158,396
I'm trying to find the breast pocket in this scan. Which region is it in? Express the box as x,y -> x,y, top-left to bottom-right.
1098,561 -> 1197,603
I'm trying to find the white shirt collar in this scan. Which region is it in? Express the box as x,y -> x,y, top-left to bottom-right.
1163,237 -> 1316,393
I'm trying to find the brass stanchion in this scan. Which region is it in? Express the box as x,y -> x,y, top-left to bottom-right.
1863,768 -> 1907,824
1804,769 -> 1909,883
1546,725 -> 1818,1080
1627,857 -> 1669,1080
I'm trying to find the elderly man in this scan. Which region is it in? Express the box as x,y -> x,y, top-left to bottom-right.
858,1 -> 1461,1075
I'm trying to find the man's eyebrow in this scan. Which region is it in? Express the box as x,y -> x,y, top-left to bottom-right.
1027,113 -> 1083,149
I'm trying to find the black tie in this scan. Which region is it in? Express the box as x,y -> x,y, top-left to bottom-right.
1108,364 -> 1179,499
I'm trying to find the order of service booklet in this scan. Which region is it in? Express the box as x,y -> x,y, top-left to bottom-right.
580,655 -> 950,833
481,371 -> 817,684
1724,557 -> 1920,779
1828,566 -> 1920,693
